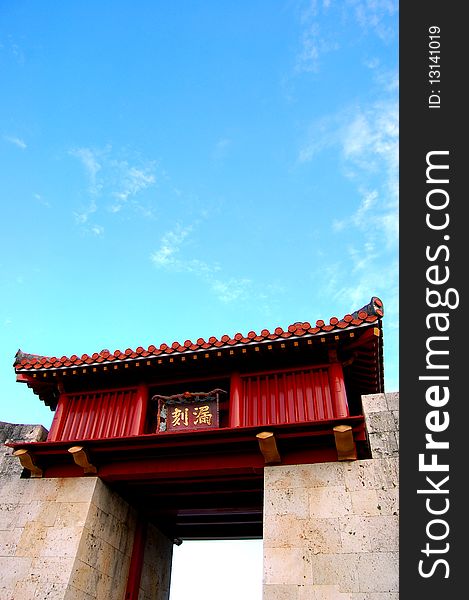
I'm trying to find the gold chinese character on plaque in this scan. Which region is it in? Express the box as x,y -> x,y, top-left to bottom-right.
171,407 -> 189,427
193,405 -> 213,426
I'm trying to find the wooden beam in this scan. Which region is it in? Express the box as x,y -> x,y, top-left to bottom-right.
333,425 -> 357,460
256,431 -> 281,465
68,446 -> 97,474
13,449 -> 43,477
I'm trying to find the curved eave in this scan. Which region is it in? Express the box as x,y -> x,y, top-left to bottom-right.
14,297 -> 384,374
15,319 -> 381,376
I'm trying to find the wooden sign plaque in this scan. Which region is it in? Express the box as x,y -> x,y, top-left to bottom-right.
152,389 -> 226,433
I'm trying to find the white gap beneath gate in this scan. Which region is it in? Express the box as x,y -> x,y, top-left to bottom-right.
169,539 -> 263,600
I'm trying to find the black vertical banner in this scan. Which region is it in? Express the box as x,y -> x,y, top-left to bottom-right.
400,3 -> 466,598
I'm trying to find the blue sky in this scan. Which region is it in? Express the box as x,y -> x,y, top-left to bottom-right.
1,1 -> 397,597
1,1 -> 398,431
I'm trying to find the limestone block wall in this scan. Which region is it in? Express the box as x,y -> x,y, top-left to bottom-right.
138,523 -> 173,600
0,420 -> 174,600
361,392 -> 399,459
66,478 -> 138,600
0,471 -> 137,599
0,422 -> 48,478
263,392 -> 399,600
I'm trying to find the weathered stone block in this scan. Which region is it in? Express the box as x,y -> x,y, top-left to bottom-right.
375,488 -> 398,516
63,583 -> 96,600
365,412 -> 396,434
343,459 -> 398,493
30,556 -> 76,585
367,432 -> 399,458
309,553 -> 360,592
361,394 -> 388,414
264,547 -> 313,585
42,525 -> 85,558
263,583 -> 300,600
356,552 -> 399,593
309,486 -> 352,519
55,478 -> 97,504
264,486 -> 310,519
349,490 -> 381,517
367,516 -> 399,552
384,392 -> 399,412
0,527 -> 22,556
265,463 -> 345,490
299,584 -> 352,599
339,516 -> 371,553
0,555 -> 33,589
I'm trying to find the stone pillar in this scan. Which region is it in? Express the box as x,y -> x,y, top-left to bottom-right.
0,423 -> 173,600
138,523 -> 173,600
262,392 -> 399,600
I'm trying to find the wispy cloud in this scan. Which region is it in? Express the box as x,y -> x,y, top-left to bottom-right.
73,199 -> 97,226
1,36 -> 26,64
210,277 -> 252,303
34,193 -> 51,208
150,223 -> 254,304
90,224 -> 104,236
70,147 -> 102,194
349,0 -> 398,41
300,95 -> 398,249
4,135 -> 27,149
69,145 -> 158,232
108,163 -> 156,213
294,0 -> 397,74
151,224 -> 197,269
294,1 -> 338,74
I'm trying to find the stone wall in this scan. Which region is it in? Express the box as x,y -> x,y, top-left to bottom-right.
0,420 -> 173,600
0,475 -> 137,599
0,421 -> 48,478
262,392 -> 399,600
138,523 -> 173,600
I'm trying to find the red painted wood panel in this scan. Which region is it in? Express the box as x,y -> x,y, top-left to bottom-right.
237,365 -> 349,427
48,386 -> 147,442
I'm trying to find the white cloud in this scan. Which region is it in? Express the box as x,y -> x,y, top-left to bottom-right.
4,135 -> 27,149
300,95 -> 398,249
151,224 -> 253,304
295,22 -> 339,74
293,0 -> 397,75
73,199 -> 97,225
297,115 -> 341,163
210,277 -> 251,303
69,146 -> 158,231
69,147 -> 102,194
349,0 -> 398,41
90,224 -> 104,236
150,225 -> 194,268
34,193 -> 51,208
109,162 -> 156,212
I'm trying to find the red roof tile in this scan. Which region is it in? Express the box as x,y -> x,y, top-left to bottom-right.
14,296 -> 384,372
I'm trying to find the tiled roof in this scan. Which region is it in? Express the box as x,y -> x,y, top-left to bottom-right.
14,296 -> 383,372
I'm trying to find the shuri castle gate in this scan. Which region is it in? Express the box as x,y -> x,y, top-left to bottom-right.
0,295 -> 398,599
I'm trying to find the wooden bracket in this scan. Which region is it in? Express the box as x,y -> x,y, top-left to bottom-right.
333,425 -> 357,460
256,431 -> 281,465
13,449 -> 43,477
68,446 -> 97,474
